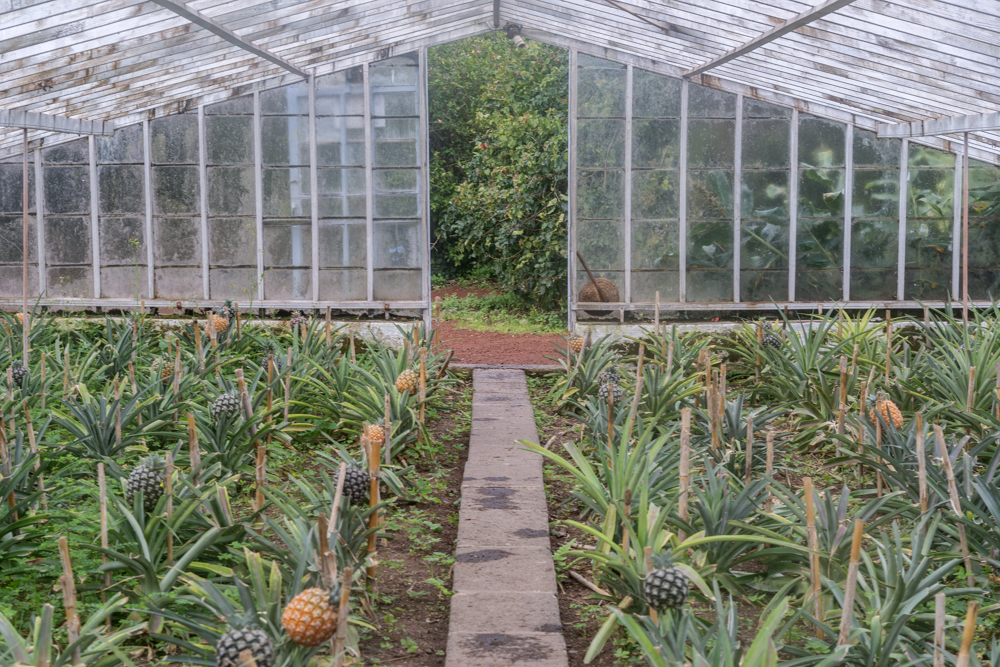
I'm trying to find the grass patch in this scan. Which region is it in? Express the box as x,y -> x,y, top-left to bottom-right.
436,282 -> 565,334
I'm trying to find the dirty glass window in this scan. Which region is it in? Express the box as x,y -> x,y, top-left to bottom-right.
850,129 -> 900,300
151,113 -> 203,299
905,145 -> 954,300
966,159 -> 1000,300
0,155 -> 38,299
206,95 -> 256,300
317,66 -> 367,300
371,53 -> 421,301
630,69 -> 680,303
796,115 -> 845,301
576,55 -> 625,303
740,99 -> 790,302
686,83 -> 736,302
42,138 -> 92,298
98,124 -> 147,299
262,81 -> 311,301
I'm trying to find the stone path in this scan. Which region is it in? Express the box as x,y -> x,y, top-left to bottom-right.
445,369 -> 569,666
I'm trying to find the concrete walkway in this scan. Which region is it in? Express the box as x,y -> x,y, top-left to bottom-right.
445,369 -> 568,666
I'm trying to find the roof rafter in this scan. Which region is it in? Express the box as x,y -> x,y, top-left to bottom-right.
0,109 -> 114,135
877,111 -> 1000,138
147,0 -> 309,79
682,0 -> 859,77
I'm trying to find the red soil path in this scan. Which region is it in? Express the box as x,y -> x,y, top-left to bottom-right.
435,321 -> 565,365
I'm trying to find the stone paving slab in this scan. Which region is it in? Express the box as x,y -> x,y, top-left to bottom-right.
446,369 -> 568,667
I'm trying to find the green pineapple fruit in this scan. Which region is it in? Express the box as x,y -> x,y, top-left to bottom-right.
126,455 -> 166,512
215,622 -> 275,667
644,552 -> 689,611
343,466 -> 370,504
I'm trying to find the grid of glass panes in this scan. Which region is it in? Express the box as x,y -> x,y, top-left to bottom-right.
97,124 -> 147,299
740,99 -> 791,302
316,66 -> 367,300
575,55 -> 626,300
205,95 -> 257,300
905,144 -> 954,300
630,69 -> 680,302
261,82 -> 312,301
850,129 -> 901,300
0,153 -> 37,298
151,111 -> 202,299
371,54 -> 422,301
686,83 -> 736,302
42,138 -> 92,298
966,159 -> 1000,300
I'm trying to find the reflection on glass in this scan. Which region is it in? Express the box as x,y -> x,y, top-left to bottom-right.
905,145 -> 953,300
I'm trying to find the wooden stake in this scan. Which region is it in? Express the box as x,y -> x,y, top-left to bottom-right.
933,592 -> 946,667
644,545 -> 658,623
755,324 -> 762,382
284,348 -> 292,423
332,566 -> 353,667
850,342 -> 859,378
935,425 -> 975,587
916,412 -> 928,513
193,319 -> 203,373
875,413 -> 883,498
23,403 -> 45,511
433,296 -> 441,347
165,452 -> 174,564
235,369 -> 257,438
40,352 -> 46,410
764,431 -> 774,512
956,601 -> 980,667
172,343 -> 181,421
57,536 -> 82,664
113,377 -> 121,447
621,488 -> 632,558
745,415 -> 754,485
97,463 -> 110,600
858,380 -> 868,478
318,515 -> 337,588
0,419 -> 14,520
366,432 -> 381,585
383,393 -> 392,466
329,462 -> 347,540
63,345 -> 70,394
804,477 -> 823,637
626,343 -> 645,439
235,302 -> 242,338
678,408 -> 690,540
349,330 -> 356,364
967,366 -> 976,412
187,413 -> 201,487
995,362 -> 1000,421
836,356 -> 847,435
325,306 -> 331,345
836,519 -> 864,646
665,339 -> 674,383
255,438 -> 266,514
418,347 -> 427,424
654,291 -> 660,334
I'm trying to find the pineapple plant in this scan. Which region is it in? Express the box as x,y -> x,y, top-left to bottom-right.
261,344 -> 283,373
598,382 -> 623,404
869,397 -> 904,429
209,312 -> 230,334
343,466 -> 370,504
762,332 -> 782,349
125,455 -> 166,512
212,392 -> 243,421
643,552 -> 689,611
15,312 -> 23,324
598,367 -> 620,387
282,587 -> 339,647
366,420 -> 386,445
217,299 -> 237,321
569,336 -> 585,353
395,369 -> 418,394
289,310 -> 308,330
216,623 -> 275,667
8,360 -> 28,387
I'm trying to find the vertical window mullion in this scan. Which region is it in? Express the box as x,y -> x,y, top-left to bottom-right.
198,105 -> 209,300
143,120 -> 154,301
89,135 -> 100,299
254,90 -> 264,303
953,148 -> 963,300
309,74 -> 320,303
364,62 -> 374,304
623,64 -> 633,306
420,47 -> 431,322
34,148 -> 44,296
843,123 -> 853,303
897,138 -> 908,301
679,80 -> 688,303
568,49 -> 578,330
733,94 -> 742,303
789,109 -> 799,303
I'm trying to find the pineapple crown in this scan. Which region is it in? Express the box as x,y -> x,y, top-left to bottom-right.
649,550 -> 677,571
138,454 -> 165,471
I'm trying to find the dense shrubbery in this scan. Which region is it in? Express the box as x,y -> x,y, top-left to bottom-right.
429,33 -> 568,308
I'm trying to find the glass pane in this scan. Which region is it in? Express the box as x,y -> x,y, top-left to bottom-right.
153,166 -> 200,215
577,56 -> 625,118
853,129 -> 900,168
264,220 -> 311,267
578,119 -> 625,168
374,169 -> 419,218
0,164 -> 35,213
905,144 -> 954,301
45,216 -> 91,265
741,219 -> 788,302
102,266 -> 148,299
688,218 -> 733,302
155,267 -> 202,299
265,269 -> 311,300
151,115 -> 199,165
632,120 -> 679,169
370,54 -> 419,85
373,118 -> 418,167
209,218 -> 256,266
43,166 -> 90,215
208,167 -> 255,216
743,99 -> 791,119
742,170 -> 789,219
687,120 -> 734,169
578,218 -> 623,271
798,168 -> 845,219
688,171 -> 734,220
210,269 -> 256,299
206,116 -> 254,165
261,83 -> 310,115
98,165 -> 144,214
850,218 -> 896,300
42,139 -> 88,165
154,217 -> 201,266
968,163 -> 1000,300
742,119 -> 790,169
99,216 -> 145,264
374,270 -> 421,300
688,83 -> 736,118
632,219 -> 678,270
263,167 -> 311,218
909,145 -> 955,168
46,266 -> 92,298
318,168 -> 366,218
631,170 -> 679,220
374,220 -> 420,268
0,215 -> 37,263
320,269 -> 367,300
98,124 -> 143,164
796,217 -> 843,300
261,117 -> 309,166
317,116 -> 365,166
632,70 -> 680,118
206,95 -> 253,115
853,169 -> 899,219
577,170 -> 623,219
316,67 -> 365,115
799,116 -> 845,168
319,219 -> 366,268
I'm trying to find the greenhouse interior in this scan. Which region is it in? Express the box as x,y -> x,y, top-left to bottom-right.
5,1 -> 1000,667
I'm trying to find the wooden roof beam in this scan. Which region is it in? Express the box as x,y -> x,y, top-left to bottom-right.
0,109 -> 114,135
682,0 -> 859,78
147,0 -> 309,79
877,112 -> 1000,138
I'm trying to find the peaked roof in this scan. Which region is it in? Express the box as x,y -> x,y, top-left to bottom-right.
2,0 -> 998,161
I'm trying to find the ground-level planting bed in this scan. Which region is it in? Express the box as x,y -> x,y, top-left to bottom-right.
524,308 -> 1000,666
0,309 -> 464,667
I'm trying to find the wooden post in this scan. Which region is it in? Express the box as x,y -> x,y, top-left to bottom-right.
349,330 -> 356,364
187,413 -> 201,487
755,324 -> 762,382
332,566 -> 353,667
836,519 -> 864,646
916,412 -> 928,513
858,380 -> 868,477
57,537 -> 82,665
172,343 -> 181,421
709,371 -> 719,452
644,545 -> 657,623
933,592 -> 946,667
875,413 -> 883,498
967,366 -> 976,413
418,347 -> 427,424
678,408 -> 690,541
194,319 -> 203,373
325,306 -> 332,345
383,392 -> 392,466
850,343 -> 859,379
165,452 -> 174,564
745,415 -> 754,485
255,438 -> 266,514
804,477 -> 823,637
366,432 -> 381,585
23,403 -> 45,511
329,462 -> 347,538
654,291 -> 660,337
113,377 -> 121,448
235,369 -> 257,438
665,339 -> 674,384
97,463 -> 110,601
235,302 -> 242,338
318,515 -> 337,588
935,425 -> 975,587
764,431 -> 774,512
40,352 -> 46,410
0,419 -> 14,520
284,348 -> 292,423
956,601 -> 980,667
626,343 -> 645,439
837,356 -> 847,435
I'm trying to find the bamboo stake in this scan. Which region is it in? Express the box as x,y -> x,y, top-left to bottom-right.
23,403 -> 45,511
97,462 -> 110,603
858,380 -> 868,478
935,425 -> 975,587
57,537 -> 82,664
0,419 -> 14,520
332,566 -> 353,667
235,369 -> 258,438
349,330 -> 356,363
418,347 -> 427,424
956,601 -> 980,667
875,413 -> 883,498
255,437 -> 266,514
383,393 -> 392,466
172,343 -> 181,421
325,306 -> 332,345
995,362 -> 1000,421
329,462 -> 347,541
194,319 -> 203,373
654,291 -> 660,335
665,339 -> 674,384
804,477 -> 823,637
626,343 -> 645,439
187,413 -> 201,487
63,344 -> 70,394
678,408 -> 690,541
916,412 -> 928,513
644,545 -> 658,623
933,592 -> 946,667
318,515 -> 337,588
755,324 -> 762,382
40,352 -> 46,410
607,387 -> 615,448
764,431 -> 774,512
836,519 -> 864,646
235,302 -> 242,338
568,570 -> 610,596
745,415 -> 754,485
837,356 -> 847,435
621,488 -> 632,558
366,432 -> 381,585
967,366 -> 976,412
284,348 -> 291,422
113,377 -> 121,447
850,343 -> 859,379
709,372 -> 719,452
165,452 -> 174,565
435,350 -> 453,380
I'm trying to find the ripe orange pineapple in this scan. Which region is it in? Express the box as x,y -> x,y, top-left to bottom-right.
366,420 -> 386,445
210,313 -> 229,333
569,336 -> 584,353
869,399 -> 904,429
282,587 -> 338,646
15,312 -> 24,324
395,369 -> 418,394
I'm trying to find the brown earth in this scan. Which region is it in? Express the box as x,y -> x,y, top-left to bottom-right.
436,321 -> 565,366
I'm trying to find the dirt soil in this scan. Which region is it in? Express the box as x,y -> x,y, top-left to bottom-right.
436,321 -> 565,365
354,378 -> 472,666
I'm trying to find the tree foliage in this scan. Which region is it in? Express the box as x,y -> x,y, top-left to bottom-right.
429,33 -> 568,308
